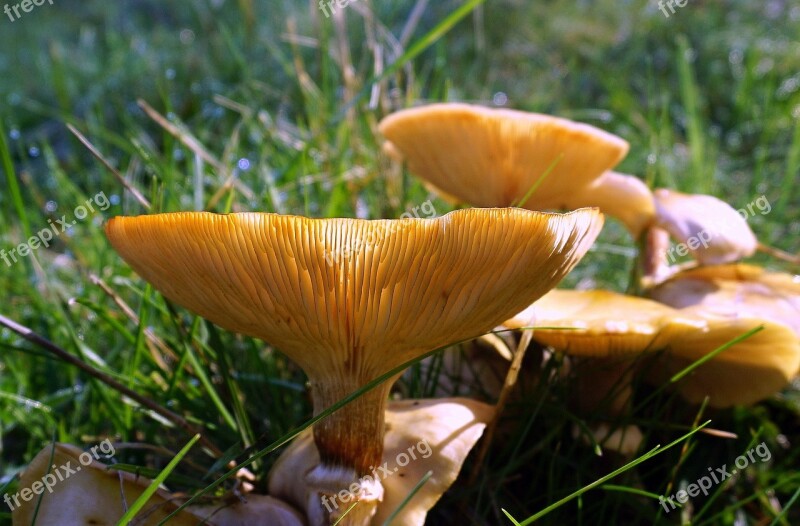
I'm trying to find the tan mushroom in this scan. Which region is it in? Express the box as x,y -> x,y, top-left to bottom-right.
504,289 -> 705,454
11,442 -> 304,526
648,263 -> 800,336
652,189 -> 758,266
106,207 -> 602,525
504,289 -> 704,357
269,398 -> 493,526
550,171 -> 656,237
506,287 -> 800,410
378,104 -> 648,226
646,310 -> 800,407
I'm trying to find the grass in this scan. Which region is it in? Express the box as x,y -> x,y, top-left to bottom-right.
1,0 -> 799,524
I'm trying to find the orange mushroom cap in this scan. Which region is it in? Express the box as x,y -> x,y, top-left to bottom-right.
378,103 -> 629,210
106,208 -> 602,381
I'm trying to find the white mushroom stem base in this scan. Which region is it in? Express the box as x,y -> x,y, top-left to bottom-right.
305,464 -> 384,526
269,398 -> 495,526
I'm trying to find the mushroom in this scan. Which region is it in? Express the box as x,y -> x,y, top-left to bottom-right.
268,398 -> 493,526
652,189 -> 758,266
549,171 -> 656,238
11,442 -> 304,525
644,309 -> 800,407
378,104 -> 652,234
105,207 -> 603,525
644,263 -> 800,407
506,287 -> 800,410
503,289 -> 705,453
647,263 -> 800,336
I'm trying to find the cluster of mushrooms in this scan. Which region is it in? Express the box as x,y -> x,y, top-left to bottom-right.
14,103 -> 800,525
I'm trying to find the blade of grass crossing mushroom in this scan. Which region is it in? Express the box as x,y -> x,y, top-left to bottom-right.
157,333 -> 496,524
629,325 -> 766,415
502,421 -> 711,525
29,439 -> 58,526
669,325 -> 764,383
379,470 -> 434,526
514,153 -> 564,208
115,434 -> 201,526
332,502 -> 360,526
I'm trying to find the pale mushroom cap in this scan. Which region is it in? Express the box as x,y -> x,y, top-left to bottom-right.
649,263 -> 800,337
12,443 -> 201,526
379,103 -> 629,209
190,495 -> 307,526
106,208 -> 603,382
651,310 -> 800,407
13,443 -> 305,526
268,398 -> 494,526
504,289 -> 705,357
653,189 -> 758,265
552,171 -> 655,237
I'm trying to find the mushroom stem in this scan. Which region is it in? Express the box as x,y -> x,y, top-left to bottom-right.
302,376 -> 396,525
311,377 -> 392,475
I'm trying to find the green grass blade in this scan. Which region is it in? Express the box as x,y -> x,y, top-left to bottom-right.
115,434 -> 201,526
510,421 -> 711,525
670,325 -> 763,383
380,470 -> 433,526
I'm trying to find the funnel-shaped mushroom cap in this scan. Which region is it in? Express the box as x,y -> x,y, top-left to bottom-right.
504,289 -> 704,357
106,208 -> 602,380
552,172 -> 656,237
12,443 -> 273,526
268,398 -> 493,526
650,310 -> 800,407
654,189 -> 758,265
378,103 -> 629,209
649,263 -> 800,337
